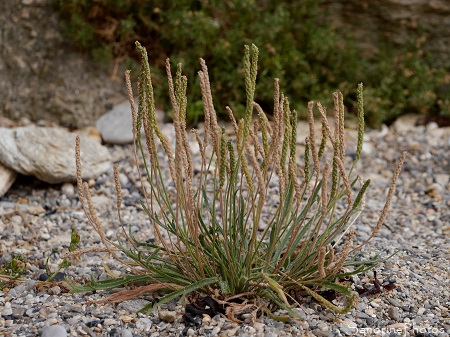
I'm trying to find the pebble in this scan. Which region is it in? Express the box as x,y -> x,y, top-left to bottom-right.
41,325 -> 67,337
0,118 -> 449,337
2,302 -> 13,316
136,317 -> 152,331
388,306 -> 401,321
121,330 -> 133,337
61,183 -> 75,197
158,309 -> 177,323
48,286 -> 61,295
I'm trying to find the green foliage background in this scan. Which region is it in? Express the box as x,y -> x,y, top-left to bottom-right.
53,0 -> 449,127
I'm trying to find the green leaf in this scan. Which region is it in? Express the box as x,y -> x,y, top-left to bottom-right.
138,277 -> 218,314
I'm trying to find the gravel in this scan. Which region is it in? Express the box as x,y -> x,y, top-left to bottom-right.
0,119 -> 449,336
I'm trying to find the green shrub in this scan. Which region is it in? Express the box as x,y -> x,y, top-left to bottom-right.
362,36 -> 450,127
70,43 -> 406,318
53,0 -> 449,127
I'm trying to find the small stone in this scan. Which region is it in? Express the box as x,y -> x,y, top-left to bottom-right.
41,232 -> 51,240
370,300 -> 380,308
103,318 -> 118,326
118,173 -> 129,186
365,308 -> 375,316
417,307 -> 426,315
2,302 -> 12,316
26,308 -> 37,317
41,325 -> 67,337
264,333 -> 278,337
186,328 -> 195,336
136,317 -> 152,331
25,279 -> 36,291
120,316 -> 133,324
66,318 -> 78,325
77,126 -> 102,143
158,310 -> 176,323
387,298 -> 403,307
121,330 -> 133,337
388,306 -> 401,321
48,286 -> 61,295
61,183 -> 75,197
119,299 -> 151,312
27,205 -> 46,215
13,285 -> 26,295
253,322 -> 265,332
12,308 -> 25,319
39,273 -> 49,281
339,319 -> 357,336
434,173 -> 449,186
46,317 -> 58,326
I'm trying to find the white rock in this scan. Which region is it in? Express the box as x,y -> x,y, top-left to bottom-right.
2,302 -> 12,316
118,173 -> 129,186
61,183 -> 75,197
434,173 -> 449,186
0,162 -> 17,197
96,100 -> 165,144
135,317 -> 152,331
41,325 -> 67,337
0,126 -> 111,184
391,114 -> 420,134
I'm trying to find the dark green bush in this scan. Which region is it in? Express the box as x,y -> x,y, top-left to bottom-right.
53,0 -> 449,127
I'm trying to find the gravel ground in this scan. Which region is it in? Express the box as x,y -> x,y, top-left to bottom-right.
0,118 -> 449,337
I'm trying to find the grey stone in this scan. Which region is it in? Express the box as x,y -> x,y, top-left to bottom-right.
121,330 -> 133,337
25,279 -> 36,291
41,325 -> 67,337
434,174 -> 449,186
12,308 -> 25,319
96,100 -> 165,144
118,299 -> 151,312
388,306 -> 401,321
0,162 -> 17,197
12,285 -> 26,295
0,126 -> 110,184
135,317 -> 153,331
264,333 -> 278,337
2,303 -> 12,316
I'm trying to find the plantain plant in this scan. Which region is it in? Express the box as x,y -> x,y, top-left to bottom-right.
70,42 -> 406,320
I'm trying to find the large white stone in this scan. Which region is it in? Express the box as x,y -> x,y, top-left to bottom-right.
96,100 -> 165,144
0,126 -> 111,184
0,162 -> 17,197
